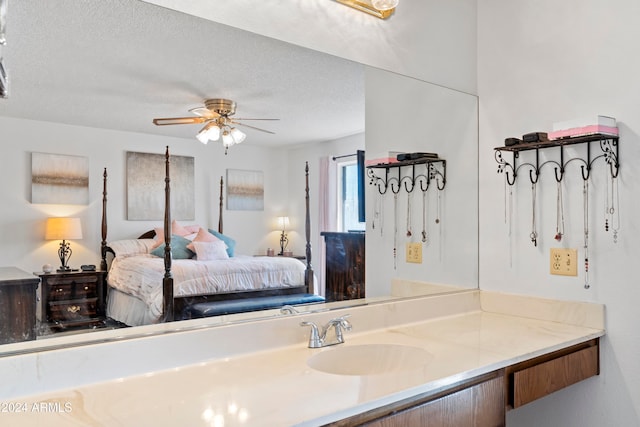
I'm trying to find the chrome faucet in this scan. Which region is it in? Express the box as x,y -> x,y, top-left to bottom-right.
280,305 -> 299,315
300,315 -> 352,348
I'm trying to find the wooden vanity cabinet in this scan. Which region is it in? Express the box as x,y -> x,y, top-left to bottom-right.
330,339 -> 600,427
506,338 -> 599,409
331,371 -> 505,427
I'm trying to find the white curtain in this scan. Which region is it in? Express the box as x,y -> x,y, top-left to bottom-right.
318,156 -> 337,297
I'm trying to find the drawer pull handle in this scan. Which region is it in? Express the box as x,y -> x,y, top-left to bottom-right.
67,305 -> 81,314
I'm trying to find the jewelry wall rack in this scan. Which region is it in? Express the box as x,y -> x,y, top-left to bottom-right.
494,133 -> 619,185
366,158 -> 447,194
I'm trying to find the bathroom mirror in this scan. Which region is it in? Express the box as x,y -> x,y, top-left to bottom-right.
0,0 -> 477,355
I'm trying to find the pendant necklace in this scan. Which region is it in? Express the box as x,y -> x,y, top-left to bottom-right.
530,182 -> 538,247
606,170 -> 620,243
421,189 -> 428,243
406,191 -> 413,237
554,181 -> 565,241
393,193 -> 398,269
583,179 -> 590,289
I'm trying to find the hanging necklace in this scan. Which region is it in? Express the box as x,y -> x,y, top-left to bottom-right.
372,189 -> 379,232
530,182 -> 538,247
421,189 -> 428,243
507,182 -> 513,267
406,191 -> 413,237
583,179 -> 590,289
606,170 -> 620,243
393,193 -> 398,269
555,181 -> 565,241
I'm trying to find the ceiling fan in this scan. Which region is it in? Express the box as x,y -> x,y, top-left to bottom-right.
153,98 -> 279,153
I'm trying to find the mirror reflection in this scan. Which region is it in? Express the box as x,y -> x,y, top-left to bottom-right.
0,0 -> 477,354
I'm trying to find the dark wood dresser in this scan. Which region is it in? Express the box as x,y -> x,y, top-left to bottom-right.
38,270 -> 107,331
0,267 -> 40,344
321,231 -> 365,302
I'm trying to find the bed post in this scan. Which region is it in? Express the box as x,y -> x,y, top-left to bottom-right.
218,176 -> 224,234
305,162 -> 314,294
100,168 -> 108,272
162,146 -> 174,322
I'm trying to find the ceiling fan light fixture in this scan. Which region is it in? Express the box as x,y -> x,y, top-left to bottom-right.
221,129 -> 234,147
371,0 -> 398,11
335,0 -> 396,19
196,122 -> 220,144
230,128 -> 246,144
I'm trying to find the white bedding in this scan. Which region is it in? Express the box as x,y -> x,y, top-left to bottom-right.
107,254 -> 306,323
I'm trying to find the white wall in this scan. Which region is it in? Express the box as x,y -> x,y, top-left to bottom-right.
478,0 -> 640,425
365,67 -> 478,296
141,0 -> 477,95
0,116 -> 289,274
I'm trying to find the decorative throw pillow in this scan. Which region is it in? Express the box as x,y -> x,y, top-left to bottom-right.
108,239 -> 156,257
186,228 -> 220,252
192,240 -> 229,261
152,220 -> 192,248
150,235 -> 195,259
208,229 -> 236,257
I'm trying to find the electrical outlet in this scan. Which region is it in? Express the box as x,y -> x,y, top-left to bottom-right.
550,248 -> 578,276
406,242 -> 422,264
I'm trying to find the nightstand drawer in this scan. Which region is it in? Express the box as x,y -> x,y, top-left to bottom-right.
44,276 -> 99,301
48,298 -> 98,323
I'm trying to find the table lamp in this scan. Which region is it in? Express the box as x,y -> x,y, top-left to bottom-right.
45,217 -> 83,272
277,216 -> 290,256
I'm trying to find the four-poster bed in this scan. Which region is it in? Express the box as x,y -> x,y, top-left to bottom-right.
101,147 -> 320,325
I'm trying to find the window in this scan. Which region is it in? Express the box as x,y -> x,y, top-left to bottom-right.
337,159 -> 365,232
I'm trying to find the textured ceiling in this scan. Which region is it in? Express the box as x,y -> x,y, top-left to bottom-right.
0,0 -> 364,147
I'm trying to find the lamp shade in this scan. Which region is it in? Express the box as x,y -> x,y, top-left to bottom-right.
277,216 -> 290,230
45,217 -> 83,240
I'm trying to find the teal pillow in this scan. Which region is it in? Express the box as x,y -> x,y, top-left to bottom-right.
208,229 -> 236,257
150,235 -> 195,259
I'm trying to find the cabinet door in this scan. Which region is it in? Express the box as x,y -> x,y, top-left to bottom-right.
364,376 -> 505,427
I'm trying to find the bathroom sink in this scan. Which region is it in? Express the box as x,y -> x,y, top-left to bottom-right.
307,344 -> 432,376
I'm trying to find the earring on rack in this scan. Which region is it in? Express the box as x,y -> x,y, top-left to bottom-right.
554,181 -> 565,241
530,182 -> 538,247
583,179 -> 590,289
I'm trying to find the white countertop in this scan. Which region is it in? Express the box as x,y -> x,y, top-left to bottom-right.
0,290 -> 604,426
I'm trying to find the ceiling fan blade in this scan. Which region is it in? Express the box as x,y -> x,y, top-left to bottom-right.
233,121 -> 276,134
189,107 -> 219,119
152,117 -> 207,126
232,117 -> 280,121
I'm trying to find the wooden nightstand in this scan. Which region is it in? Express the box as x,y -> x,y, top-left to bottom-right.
38,270 -> 107,331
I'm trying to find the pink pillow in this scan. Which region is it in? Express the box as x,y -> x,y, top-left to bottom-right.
192,240 -> 229,261
152,220 -> 192,248
186,228 -> 220,251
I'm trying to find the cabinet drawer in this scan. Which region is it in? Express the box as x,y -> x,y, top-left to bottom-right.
511,341 -> 599,408
45,278 -> 98,301
48,298 -> 98,323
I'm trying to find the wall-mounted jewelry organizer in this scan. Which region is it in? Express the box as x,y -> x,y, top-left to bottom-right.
366,157 -> 447,194
494,133 -> 619,185
494,132 -> 621,290
366,157 -> 447,269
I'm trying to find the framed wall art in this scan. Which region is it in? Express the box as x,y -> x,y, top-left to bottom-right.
226,169 -> 264,211
31,152 -> 89,205
126,151 -> 195,220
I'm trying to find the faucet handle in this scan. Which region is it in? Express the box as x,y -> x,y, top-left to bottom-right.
300,321 -> 323,348
332,314 -> 352,330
